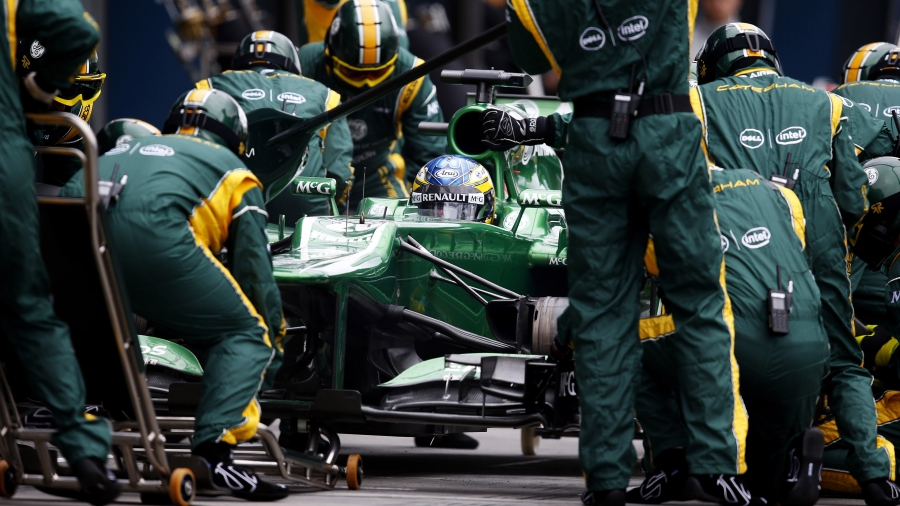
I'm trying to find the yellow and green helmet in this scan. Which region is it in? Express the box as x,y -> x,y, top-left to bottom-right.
162,88 -> 248,156
96,118 -> 161,154
695,23 -> 781,85
325,0 -> 401,90
232,30 -> 301,75
851,157 -> 900,269
18,39 -> 106,144
842,42 -> 900,84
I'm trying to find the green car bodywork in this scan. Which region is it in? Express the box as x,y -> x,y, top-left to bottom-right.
265,95 -> 569,397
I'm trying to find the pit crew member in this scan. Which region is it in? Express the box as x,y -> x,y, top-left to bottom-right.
633,168 -> 828,505
494,2 -> 751,505
692,23 -> 899,505
299,0 -> 446,209
198,29 -> 354,221
817,156 -> 900,499
60,89 -> 289,501
95,118 -> 161,154
18,41 -> 105,186
299,0 -> 409,50
836,43 -> 900,329
0,1 -> 120,503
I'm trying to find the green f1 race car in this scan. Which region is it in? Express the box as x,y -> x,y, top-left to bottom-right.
145,71 -> 584,449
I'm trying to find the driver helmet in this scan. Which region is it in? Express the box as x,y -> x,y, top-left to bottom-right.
850,156 -> 900,269
411,155 -> 495,223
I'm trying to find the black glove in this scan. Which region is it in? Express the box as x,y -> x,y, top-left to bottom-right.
480,108 -> 554,151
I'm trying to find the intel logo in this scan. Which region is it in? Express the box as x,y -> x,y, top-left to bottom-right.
884,106 -> 900,117
241,89 -> 265,100
741,227 -> 771,249
277,92 -> 306,104
739,128 -> 764,149
579,27 -> 606,51
775,126 -> 807,145
618,16 -> 649,41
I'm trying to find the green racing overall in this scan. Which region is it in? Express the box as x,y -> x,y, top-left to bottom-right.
198,68 -> 355,221
0,0 -> 110,463
638,168 -> 829,501
505,0 -> 748,491
61,135 -> 286,447
298,43 -> 445,209
692,68 -> 890,484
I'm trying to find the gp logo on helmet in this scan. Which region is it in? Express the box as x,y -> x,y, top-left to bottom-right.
242,89 -> 265,100
579,27 -> 606,51
884,106 -> 900,117
776,126 -> 806,145
741,227 -> 771,249
617,16 -> 648,41
739,128 -> 765,149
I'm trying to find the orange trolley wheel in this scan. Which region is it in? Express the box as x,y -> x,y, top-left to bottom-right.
0,460 -> 16,498
168,468 -> 196,506
346,454 -> 363,490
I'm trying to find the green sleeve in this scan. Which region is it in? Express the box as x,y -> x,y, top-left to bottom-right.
399,76 -> 447,183
507,3 -> 552,76
17,0 -> 100,90
226,187 -> 286,355
548,112 -> 570,149
322,117 -> 355,205
843,102 -> 896,161
830,117 -> 871,230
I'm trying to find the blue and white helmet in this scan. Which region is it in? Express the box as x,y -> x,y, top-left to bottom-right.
411,155 -> 495,223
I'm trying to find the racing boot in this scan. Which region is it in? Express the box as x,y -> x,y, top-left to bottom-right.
684,474 -> 757,506
193,441 -> 289,501
414,433 -> 479,449
626,448 -> 688,503
581,489 -> 626,506
782,427 -> 824,506
69,457 -> 121,506
862,478 -> 900,506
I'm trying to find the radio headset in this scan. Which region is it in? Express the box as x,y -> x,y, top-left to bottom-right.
591,0 -> 649,140
770,152 -> 799,190
768,265 -> 792,335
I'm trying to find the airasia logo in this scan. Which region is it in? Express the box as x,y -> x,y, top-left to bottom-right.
739,128 -> 764,149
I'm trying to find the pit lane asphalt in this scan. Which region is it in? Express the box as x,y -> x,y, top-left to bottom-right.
11,428 -> 867,505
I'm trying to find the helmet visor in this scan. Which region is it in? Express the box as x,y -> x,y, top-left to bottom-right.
416,202 -> 482,221
331,54 -> 397,88
54,74 -> 105,107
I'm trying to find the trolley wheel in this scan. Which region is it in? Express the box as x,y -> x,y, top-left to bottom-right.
345,454 -> 363,490
168,468 -> 195,506
521,427 -> 540,456
0,460 -> 16,498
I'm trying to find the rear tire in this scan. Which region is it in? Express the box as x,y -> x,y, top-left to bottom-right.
0,460 -> 16,498
346,454 -> 363,490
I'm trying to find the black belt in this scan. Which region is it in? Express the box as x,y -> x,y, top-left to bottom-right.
573,93 -> 692,119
